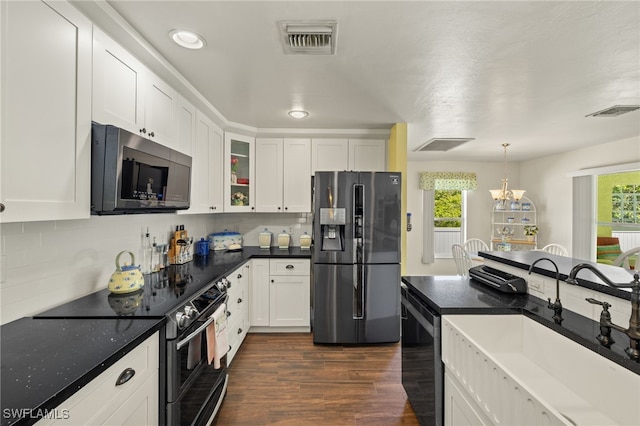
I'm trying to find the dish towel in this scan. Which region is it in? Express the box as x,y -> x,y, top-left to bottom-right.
206,303 -> 228,369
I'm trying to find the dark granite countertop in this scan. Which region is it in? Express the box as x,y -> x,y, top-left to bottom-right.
402,264 -> 640,375
480,250 -> 637,300
0,317 -> 164,426
1,247 -> 310,425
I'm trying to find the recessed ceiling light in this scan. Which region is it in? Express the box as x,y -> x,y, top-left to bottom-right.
169,30 -> 205,49
288,110 -> 309,119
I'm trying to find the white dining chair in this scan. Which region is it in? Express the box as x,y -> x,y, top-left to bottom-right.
613,247 -> 640,270
540,244 -> 569,256
452,244 -> 473,276
463,238 -> 490,254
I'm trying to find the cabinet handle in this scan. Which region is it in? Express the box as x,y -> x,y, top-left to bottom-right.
227,310 -> 232,317
139,128 -> 146,134
148,131 -> 155,138
286,265 -> 294,269
237,298 -> 242,303
115,368 -> 136,386
271,279 -> 274,283
0,203 -> 4,213
278,207 -> 281,210
251,207 -> 255,211
284,207 -> 288,211
237,274 -> 242,279
237,328 -> 243,334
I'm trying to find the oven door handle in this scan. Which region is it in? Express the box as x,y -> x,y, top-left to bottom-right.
176,315 -> 216,350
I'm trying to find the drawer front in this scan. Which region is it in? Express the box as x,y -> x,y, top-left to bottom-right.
37,332 -> 159,425
227,287 -> 246,317
227,317 -> 246,365
269,259 -> 310,276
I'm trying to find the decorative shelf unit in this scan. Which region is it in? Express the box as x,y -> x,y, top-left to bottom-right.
490,197 -> 537,250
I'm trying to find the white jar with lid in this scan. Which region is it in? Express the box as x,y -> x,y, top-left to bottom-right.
299,232 -> 312,250
277,231 -> 290,249
259,228 -> 272,249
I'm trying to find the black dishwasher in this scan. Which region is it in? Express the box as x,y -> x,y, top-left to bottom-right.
401,283 -> 443,426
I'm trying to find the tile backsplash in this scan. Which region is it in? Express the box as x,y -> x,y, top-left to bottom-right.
0,212 -> 311,324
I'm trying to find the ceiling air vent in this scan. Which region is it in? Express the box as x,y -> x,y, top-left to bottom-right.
586,105 -> 640,117
414,138 -> 475,152
279,21 -> 337,55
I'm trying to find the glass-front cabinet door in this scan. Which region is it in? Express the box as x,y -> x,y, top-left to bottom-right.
224,132 -> 255,212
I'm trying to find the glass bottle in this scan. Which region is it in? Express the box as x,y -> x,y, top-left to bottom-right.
141,227 -> 153,274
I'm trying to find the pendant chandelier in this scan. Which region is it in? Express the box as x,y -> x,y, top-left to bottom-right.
489,143 -> 525,204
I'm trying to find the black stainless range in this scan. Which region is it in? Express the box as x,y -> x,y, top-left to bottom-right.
36,261 -> 231,426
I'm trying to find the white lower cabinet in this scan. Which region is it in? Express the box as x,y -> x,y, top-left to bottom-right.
226,263 -> 250,365
250,259 -> 310,331
37,332 -> 159,425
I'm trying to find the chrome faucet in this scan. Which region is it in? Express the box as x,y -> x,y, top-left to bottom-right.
529,257 -> 563,324
567,263 -> 640,362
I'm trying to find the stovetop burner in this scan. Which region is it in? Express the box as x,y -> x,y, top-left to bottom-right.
35,263 -> 217,320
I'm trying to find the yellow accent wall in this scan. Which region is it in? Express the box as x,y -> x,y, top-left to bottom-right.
388,123 -> 408,275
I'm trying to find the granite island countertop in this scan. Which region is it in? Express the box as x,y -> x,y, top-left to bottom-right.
402,252 -> 640,376
480,250 -> 637,300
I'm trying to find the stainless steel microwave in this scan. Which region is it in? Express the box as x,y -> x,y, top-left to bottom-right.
91,122 -> 191,214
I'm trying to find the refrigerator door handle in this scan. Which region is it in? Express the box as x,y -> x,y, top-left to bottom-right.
353,264 -> 364,319
353,183 -> 364,264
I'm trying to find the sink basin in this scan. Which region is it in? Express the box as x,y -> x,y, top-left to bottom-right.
442,315 -> 640,426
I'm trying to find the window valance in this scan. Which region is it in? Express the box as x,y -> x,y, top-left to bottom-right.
419,172 -> 477,190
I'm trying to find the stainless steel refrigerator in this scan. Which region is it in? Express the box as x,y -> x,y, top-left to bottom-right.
312,171 -> 401,344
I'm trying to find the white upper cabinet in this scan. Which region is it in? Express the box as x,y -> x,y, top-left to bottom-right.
255,138 -> 284,212
1,0 -> 92,223
311,139 -> 387,174
255,138 -> 311,213
142,74 -> 177,148
282,138 -> 312,212
348,139 -> 387,171
312,139 -> 349,173
176,96 -> 196,156
92,27 -> 145,134
183,111 -> 223,214
224,132 -> 255,212
93,28 -> 177,149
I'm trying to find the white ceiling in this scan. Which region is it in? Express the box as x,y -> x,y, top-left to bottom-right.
75,1 -> 640,162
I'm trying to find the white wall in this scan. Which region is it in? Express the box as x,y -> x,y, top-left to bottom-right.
0,212 -> 309,325
405,136 -> 640,276
521,136 -> 640,255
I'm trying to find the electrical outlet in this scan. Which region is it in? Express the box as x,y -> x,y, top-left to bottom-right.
528,276 -> 544,292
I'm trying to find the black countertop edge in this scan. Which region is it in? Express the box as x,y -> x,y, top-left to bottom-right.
479,251 -> 637,301
401,275 -> 640,375
242,246 -> 312,258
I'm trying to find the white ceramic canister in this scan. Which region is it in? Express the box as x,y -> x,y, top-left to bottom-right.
299,232 -> 312,250
259,228 -> 272,249
277,231 -> 290,249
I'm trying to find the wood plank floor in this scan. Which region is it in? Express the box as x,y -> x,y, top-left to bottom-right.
215,333 -> 419,425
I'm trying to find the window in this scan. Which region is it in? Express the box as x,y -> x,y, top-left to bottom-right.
597,170 -> 640,251
611,183 -> 640,224
434,190 -> 466,258
419,172 -> 476,264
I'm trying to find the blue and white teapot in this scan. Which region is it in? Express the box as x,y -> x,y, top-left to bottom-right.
108,251 -> 145,294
